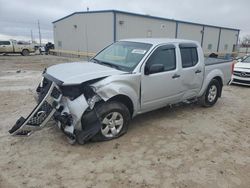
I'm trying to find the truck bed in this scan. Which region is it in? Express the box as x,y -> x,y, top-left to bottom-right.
204,57 -> 233,66
204,57 -> 233,86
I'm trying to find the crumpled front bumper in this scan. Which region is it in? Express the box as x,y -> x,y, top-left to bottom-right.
9,81 -> 101,144
9,82 -> 58,136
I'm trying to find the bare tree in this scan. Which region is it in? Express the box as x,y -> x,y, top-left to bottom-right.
241,35 -> 250,47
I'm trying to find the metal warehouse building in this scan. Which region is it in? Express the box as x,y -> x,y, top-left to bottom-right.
53,10 -> 240,54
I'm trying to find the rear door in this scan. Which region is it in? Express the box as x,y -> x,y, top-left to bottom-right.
179,43 -> 204,99
141,44 -> 183,112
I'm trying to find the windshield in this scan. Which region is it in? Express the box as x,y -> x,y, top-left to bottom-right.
92,41 -> 152,72
242,56 -> 250,63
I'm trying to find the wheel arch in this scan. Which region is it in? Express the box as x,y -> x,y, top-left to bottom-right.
22,48 -> 29,52
107,94 -> 134,117
198,69 -> 224,97
213,76 -> 223,97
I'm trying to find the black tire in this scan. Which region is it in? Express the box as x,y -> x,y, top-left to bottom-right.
91,101 -> 131,142
200,79 -> 221,107
22,49 -> 29,56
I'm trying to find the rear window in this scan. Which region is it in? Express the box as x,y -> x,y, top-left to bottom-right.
17,41 -> 30,45
180,47 -> 198,68
0,41 -> 10,45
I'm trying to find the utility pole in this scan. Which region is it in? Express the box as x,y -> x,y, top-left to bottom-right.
30,30 -> 33,43
38,20 -> 42,46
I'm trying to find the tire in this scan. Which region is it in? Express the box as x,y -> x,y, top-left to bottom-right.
21,49 -> 29,56
200,79 -> 221,107
91,101 -> 131,142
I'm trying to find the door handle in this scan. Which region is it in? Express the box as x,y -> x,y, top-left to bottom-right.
195,70 -> 202,74
172,74 -> 180,79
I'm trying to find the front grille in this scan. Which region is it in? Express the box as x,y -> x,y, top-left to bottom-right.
233,79 -> 250,85
27,101 -> 53,126
233,71 -> 250,78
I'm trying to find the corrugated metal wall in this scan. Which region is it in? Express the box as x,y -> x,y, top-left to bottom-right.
202,27 -> 220,53
177,23 -> 203,43
53,12 -> 114,53
116,13 -> 176,40
218,29 -> 238,53
53,11 -> 239,53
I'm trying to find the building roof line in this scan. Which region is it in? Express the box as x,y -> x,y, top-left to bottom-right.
52,9 -> 240,31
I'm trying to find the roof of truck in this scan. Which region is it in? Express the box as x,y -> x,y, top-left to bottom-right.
120,38 -> 199,46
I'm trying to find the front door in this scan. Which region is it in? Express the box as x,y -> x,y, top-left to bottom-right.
141,44 -> 183,112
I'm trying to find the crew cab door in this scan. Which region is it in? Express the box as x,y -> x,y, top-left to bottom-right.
0,41 -> 12,53
179,43 -> 204,99
141,44 -> 183,112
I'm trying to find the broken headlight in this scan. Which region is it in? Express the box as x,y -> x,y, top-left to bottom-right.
87,95 -> 101,109
60,85 -> 82,100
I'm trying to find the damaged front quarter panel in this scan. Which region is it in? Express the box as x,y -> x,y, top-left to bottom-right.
9,68 -> 140,144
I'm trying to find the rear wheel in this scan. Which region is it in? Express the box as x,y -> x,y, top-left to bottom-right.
22,49 -> 29,56
200,79 -> 221,107
91,101 -> 130,142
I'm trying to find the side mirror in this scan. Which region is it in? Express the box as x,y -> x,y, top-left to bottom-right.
145,64 -> 164,75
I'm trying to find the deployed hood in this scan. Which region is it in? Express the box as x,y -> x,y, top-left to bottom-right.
45,62 -> 125,85
235,62 -> 250,70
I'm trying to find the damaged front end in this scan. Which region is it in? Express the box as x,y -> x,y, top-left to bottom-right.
9,76 -> 102,144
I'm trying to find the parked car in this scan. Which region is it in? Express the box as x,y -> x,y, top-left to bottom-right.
0,40 -> 35,56
231,55 -> 250,86
9,38 -> 234,144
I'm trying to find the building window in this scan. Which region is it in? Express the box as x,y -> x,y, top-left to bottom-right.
180,47 -> 198,68
224,44 -> 228,51
147,30 -> 152,38
208,44 -> 212,50
58,41 -> 62,48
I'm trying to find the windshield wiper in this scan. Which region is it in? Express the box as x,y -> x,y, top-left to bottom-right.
92,58 -> 121,70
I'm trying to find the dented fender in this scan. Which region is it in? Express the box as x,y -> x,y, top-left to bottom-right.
91,74 -> 141,116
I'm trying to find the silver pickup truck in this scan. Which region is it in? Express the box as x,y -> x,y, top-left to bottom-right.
9,38 -> 234,144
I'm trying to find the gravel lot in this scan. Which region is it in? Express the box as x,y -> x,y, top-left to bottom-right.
0,55 -> 249,188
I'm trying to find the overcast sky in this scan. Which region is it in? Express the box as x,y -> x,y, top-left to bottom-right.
0,0 -> 249,43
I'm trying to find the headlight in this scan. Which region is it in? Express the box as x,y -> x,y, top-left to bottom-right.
39,77 -> 44,87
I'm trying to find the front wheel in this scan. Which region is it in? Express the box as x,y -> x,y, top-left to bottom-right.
200,79 -> 221,107
91,101 -> 131,142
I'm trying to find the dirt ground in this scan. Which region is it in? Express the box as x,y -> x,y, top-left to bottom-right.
0,55 -> 249,188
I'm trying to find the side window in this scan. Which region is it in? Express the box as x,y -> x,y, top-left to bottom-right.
180,47 -> 198,68
224,44 -> 228,51
58,41 -> 62,48
0,41 -> 10,45
146,45 -> 176,73
207,44 -> 212,50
